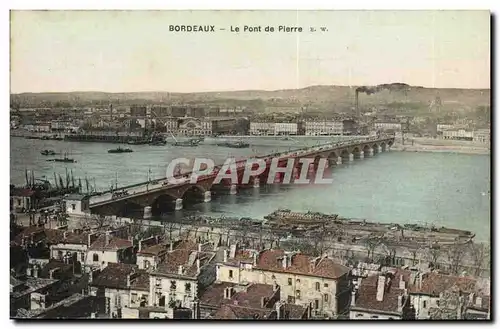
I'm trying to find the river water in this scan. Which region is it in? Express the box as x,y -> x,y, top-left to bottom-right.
10,136 -> 491,242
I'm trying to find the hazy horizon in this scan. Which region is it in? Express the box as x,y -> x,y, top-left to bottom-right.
11,10 -> 491,93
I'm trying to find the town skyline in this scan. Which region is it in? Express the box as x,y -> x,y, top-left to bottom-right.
10,10 -> 490,93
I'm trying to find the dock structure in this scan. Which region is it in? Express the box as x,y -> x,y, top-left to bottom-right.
87,136 -> 395,216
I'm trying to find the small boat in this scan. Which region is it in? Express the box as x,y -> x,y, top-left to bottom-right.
173,139 -> 200,147
217,140 -> 250,148
150,140 -> 167,146
40,150 -> 56,156
108,147 -> 134,154
127,139 -> 149,145
46,157 -> 76,163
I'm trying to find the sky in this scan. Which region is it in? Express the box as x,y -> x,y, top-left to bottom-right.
10,10 -> 491,93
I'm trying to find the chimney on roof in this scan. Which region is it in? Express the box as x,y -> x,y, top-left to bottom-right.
198,243 -> 202,252
476,296 -> 483,308
178,265 -> 184,275
169,241 -> 174,252
282,255 -> 288,269
376,275 -> 386,302
126,274 -> 131,288
223,249 -> 228,263
33,265 -> 39,278
397,295 -> 404,312
253,251 -> 257,266
399,275 -> 406,289
138,240 -> 143,252
275,301 -> 283,320
105,231 -> 110,246
196,258 -> 201,275
351,288 -> 356,307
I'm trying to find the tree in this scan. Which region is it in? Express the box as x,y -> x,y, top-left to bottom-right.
446,242 -> 468,275
469,243 -> 489,277
425,244 -> 442,269
363,236 -> 383,262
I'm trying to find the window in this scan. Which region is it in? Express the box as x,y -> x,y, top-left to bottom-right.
159,295 -> 165,307
324,283 -> 329,288
93,254 -> 99,262
80,253 -> 85,262
423,301 -> 427,308
296,290 -> 301,299
229,270 -> 233,279
436,300 -> 440,307
287,295 -> 295,303
144,260 -> 150,269
315,282 -> 320,291
170,281 -> 177,290
371,316 -> 379,319
314,299 -> 319,309
57,250 -> 63,260
185,283 -> 191,292
288,278 -> 292,285
131,293 -> 137,303
296,279 -> 300,283
71,204 -> 76,210
324,294 -> 329,302
356,314 -> 363,318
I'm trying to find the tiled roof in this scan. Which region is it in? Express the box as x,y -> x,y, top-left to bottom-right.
199,282 -> 237,307
229,284 -> 277,309
137,243 -> 169,256
281,303 -> 308,319
211,304 -> 275,320
89,235 -> 132,251
353,283 -> 405,315
252,250 -> 350,279
224,250 -> 254,266
155,250 -> 212,277
91,263 -> 146,290
413,272 -> 477,296
12,227 -> 67,246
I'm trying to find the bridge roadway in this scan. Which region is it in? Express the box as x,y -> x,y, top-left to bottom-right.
88,135 -> 394,213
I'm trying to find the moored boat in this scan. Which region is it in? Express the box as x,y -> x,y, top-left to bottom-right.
41,150 -> 56,156
108,147 -> 134,153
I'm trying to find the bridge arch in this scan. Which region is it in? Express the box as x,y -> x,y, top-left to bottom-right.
372,143 -> 380,154
340,149 -> 351,162
380,142 -> 387,152
362,144 -> 372,157
151,194 -> 177,214
327,151 -> 339,167
313,155 -> 323,171
182,185 -> 207,207
352,147 -> 362,159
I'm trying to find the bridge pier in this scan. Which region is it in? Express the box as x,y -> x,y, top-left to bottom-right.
204,191 -> 211,203
359,152 -> 364,159
175,198 -> 183,211
367,147 -> 374,156
230,184 -> 237,195
378,145 -> 383,153
337,156 -> 342,165
349,153 -> 354,162
143,206 -> 152,219
253,177 -> 260,188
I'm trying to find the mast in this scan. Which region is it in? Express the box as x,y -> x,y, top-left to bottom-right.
25,169 -> 29,187
71,169 -> 75,188
85,177 -> 90,194
115,172 -> 118,189
54,172 -> 58,189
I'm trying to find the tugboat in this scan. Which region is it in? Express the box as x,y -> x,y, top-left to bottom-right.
173,139 -> 200,147
40,150 -> 56,156
46,151 -> 76,163
216,140 -> 250,148
108,146 -> 134,154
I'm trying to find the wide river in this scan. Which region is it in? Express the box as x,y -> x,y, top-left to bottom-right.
10,136 -> 491,242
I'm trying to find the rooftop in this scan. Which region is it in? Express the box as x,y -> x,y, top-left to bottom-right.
89,234 -> 133,251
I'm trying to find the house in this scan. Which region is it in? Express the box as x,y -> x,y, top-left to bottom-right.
349,269 -> 414,320
85,232 -> 134,269
63,194 -> 90,217
50,231 -> 99,268
15,293 -> 99,319
89,263 -> 149,318
136,236 -> 168,270
216,246 -> 351,318
409,271 -> 479,319
10,275 -> 60,317
148,240 -> 216,311
10,187 -> 36,212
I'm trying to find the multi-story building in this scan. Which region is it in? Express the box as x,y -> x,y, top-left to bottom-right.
442,129 -> 474,141
274,123 -> 298,135
216,247 -> 351,318
211,118 -> 238,135
350,269 -> 414,320
148,240 -> 216,310
437,124 -> 455,133
373,122 -> 402,132
85,232 -> 134,269
177,118 -> 212,136
130,106 -> 147,117
473,129 -> 490,144
250,122 -> 275,135
304,121 -> 344,136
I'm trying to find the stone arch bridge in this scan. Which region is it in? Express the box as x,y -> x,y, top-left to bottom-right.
88,136 -> 394,216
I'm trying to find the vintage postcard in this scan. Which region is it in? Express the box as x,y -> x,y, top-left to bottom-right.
9,10 -> 490,320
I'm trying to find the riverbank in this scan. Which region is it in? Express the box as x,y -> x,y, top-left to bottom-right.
392,143 -> 490,155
